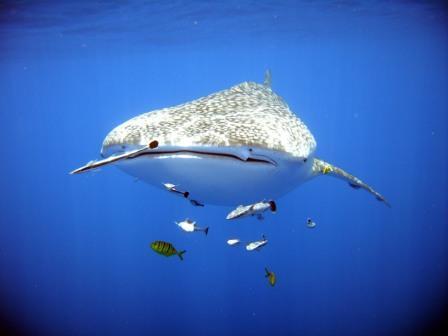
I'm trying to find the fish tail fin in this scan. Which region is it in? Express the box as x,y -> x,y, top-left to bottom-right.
264,267 -> 270,277
312,158 -> 390,207
178,250 -> 186,261
269,200 -> 277,212
204,227 -> 209,236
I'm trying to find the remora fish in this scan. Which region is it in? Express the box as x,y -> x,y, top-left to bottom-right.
175,219 -> 209,235
150,241 -> 186,260
163,183 -> 190,198
71,71 -> 389,207
246,235 -> 268,251
226,200 -> 276,220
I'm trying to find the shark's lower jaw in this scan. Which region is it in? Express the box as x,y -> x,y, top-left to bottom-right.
112,150 -> 314,206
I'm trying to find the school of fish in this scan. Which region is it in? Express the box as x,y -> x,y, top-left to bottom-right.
150,184 -> 317,286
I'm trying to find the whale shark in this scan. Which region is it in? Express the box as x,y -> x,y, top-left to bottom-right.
71,71 -> 389,207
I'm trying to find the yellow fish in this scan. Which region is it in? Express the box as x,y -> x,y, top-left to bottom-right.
322,165 -> 333,174
150,241 -> 186,260
265,267 -> 276,286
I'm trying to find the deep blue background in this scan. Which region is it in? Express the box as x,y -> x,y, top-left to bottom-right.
0,1 -> 447,335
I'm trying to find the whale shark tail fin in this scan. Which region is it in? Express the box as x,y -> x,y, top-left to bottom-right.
312,158 -> 390,207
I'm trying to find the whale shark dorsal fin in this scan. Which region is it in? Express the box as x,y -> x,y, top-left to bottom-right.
263,69 -> 272,88
312,158 -> 390,207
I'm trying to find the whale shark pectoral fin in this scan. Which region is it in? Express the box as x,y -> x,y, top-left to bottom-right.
69,143 -> 153,175
263,69 -> 272,88
313,158 -> 391,207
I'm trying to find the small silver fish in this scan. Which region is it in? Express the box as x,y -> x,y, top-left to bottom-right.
226,239 -> 240,246
163,183 -> 189,198
246,235 -> 268,251
226,201 -> 276,220
175,219 -> 209,235
306,218 -> 316,228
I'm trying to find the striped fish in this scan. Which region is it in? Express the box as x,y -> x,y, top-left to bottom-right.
265,267 -> 276,286
150,240 -> 186,261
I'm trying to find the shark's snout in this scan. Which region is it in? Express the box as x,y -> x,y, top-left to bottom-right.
101,124 -> 145,158
101,138 -> 144,158
100,143 -> 125,158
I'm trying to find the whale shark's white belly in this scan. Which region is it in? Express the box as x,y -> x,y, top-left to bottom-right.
115,151 -> 314,205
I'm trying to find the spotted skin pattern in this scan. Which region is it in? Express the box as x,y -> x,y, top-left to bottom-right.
102,81 -> 316,159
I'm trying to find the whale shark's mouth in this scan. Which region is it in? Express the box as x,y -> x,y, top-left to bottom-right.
71,144 -> 279,175
133,150 -> 278,166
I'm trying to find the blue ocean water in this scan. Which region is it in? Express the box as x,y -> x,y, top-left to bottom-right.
1,1 -> 447,335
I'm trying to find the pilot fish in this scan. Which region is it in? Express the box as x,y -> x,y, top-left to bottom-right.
265,267 -> 276,286
150,240 -> 186,260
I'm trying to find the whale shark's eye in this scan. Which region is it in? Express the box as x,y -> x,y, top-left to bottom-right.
149,140 -> 159,149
